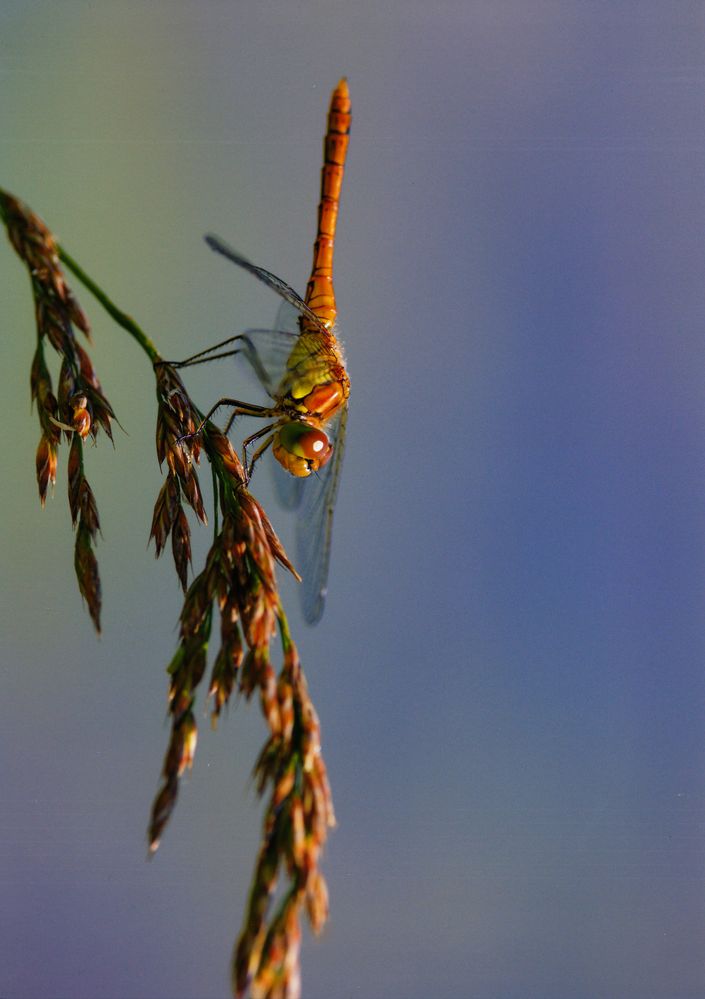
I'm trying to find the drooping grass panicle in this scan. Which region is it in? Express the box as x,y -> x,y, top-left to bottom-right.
1,188 -> 114,631
147,426 -> 333,998
233,627 -> 335,999
147,424 -> 295,847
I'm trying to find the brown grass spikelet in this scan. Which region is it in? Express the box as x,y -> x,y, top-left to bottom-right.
171,507 -> 192,592
150,362 -> 207,592
30,344 -> 61,440
305,868 -> 329,935
204,423 -> 247,483
75,517 -> 102,632
35,434 -> 58,507
67,436 -> 100,535
172,710 -> 198,777
209,595 -> 244,726
69,435 -> 102,631
149,476 -> 180,557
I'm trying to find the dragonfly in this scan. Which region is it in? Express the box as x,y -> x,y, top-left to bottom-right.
173,78 -> 351,624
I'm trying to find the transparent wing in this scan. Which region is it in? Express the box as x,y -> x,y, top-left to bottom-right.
235,328 -> 298,397
205,234 -> 327,333
271,299 -> 301,337
169,326 -> 299,400
232,300 -> 319,400
247,299 -> 303,395
272,455 -> 306,511
295,405 -> 348,625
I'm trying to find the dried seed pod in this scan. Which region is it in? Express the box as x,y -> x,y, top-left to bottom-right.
149,474 -> 180,557
74,518 -> 101,632
35,434 -> 58,506
171,507 -> 192,592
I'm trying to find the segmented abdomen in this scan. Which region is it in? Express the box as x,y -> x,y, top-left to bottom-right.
303,78 -> 351,333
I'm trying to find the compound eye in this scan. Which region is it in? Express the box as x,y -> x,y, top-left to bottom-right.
278,423 -> 333,468
300,428 -> 332,464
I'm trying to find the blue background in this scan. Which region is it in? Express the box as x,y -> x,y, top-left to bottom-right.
1,3 -> 704,997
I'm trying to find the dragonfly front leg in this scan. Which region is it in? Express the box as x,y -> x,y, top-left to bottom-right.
154,329 -> 294,375
176,398 -> 274,448
241,424 -> 275,481
222,396 -> 266,436
157,333 -> 250,370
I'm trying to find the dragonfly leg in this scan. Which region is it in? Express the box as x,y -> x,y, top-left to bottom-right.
168,348 -> 244,366
159,333 -> 251,369
153,329 -> 297,395
245,431 -> 275,481
222,409 -> 238,436
221,395 -> 265,436
217,330 -> 297,397
176,398 -> 274,447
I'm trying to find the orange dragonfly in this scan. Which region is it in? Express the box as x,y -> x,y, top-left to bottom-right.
175,79 -> 351,623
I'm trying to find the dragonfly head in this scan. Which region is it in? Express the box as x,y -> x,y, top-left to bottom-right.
273,421 -> 333,477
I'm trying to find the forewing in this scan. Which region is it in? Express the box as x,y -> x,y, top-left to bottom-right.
205,234 -> 327,332
296,406 -> 348,624
272,299 -> 301,337
235,327 -> 298,396
250,299 -> 304,394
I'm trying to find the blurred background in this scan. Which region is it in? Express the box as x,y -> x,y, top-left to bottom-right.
2,3 -> 705,998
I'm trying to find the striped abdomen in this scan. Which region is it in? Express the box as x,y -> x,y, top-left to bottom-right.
303,78 -> 351,333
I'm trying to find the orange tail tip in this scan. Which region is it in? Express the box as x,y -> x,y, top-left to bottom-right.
330,78 -> 351,122
334,77 -> 349,99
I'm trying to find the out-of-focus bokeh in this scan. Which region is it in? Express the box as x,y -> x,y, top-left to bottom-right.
2,3 -> 704,998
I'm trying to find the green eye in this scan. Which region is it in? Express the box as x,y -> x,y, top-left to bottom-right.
278,422 -> 333,469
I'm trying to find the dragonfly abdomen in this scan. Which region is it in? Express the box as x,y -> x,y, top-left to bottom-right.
304,78 -> 351,332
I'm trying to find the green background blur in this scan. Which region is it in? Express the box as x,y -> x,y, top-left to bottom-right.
2,3 -> 705,998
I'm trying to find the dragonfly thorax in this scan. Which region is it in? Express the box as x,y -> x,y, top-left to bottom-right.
289,377 -> 347,421
273,420 -> 333,477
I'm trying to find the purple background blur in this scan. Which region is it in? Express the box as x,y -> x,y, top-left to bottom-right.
2,3 -> 704,997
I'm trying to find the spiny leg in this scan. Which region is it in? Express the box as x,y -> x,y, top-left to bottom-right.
176,398 -> 275,447
155,328 -> 296,373
223,407 -> 239,436
159,333 -> 250,369
245,431 -> 275,481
